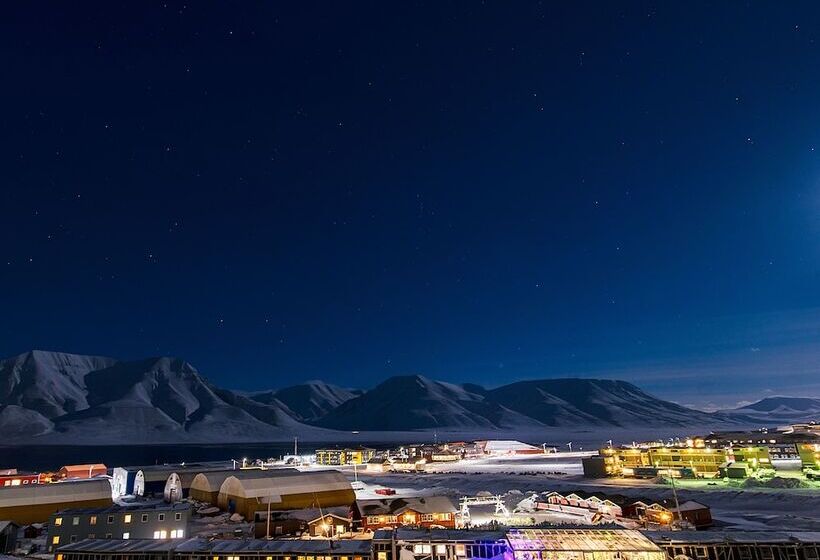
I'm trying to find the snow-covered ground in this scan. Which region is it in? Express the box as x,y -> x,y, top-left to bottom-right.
348,454 -> 820,531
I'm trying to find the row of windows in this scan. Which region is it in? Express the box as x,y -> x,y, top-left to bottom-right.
2,478 -> 39,486
52,529 -> 185,545
214,556 -> 365,560
55,513 -> 183,526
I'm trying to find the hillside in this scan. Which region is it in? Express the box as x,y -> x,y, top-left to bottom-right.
0,350 -> 750,444
724,396 -> 820,423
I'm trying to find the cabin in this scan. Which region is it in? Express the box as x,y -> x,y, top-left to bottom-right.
354,496 -> 458,531
669,501 -> 713,529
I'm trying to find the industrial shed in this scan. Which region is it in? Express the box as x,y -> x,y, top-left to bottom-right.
164,464 -> 236,503
0,479 -> 113,525
188,470 -> 264,506
217,469 -> 354,520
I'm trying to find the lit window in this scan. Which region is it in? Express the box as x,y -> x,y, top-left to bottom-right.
54,517 -> 63,526
436,546 -> 447,554
90,516 -> 97,525
378,553 -> 388,560
123,533 -> 130,540
57,554 -> 64,560
52,536 -> 60,545
11,479 -> 20,486
124,514 -> 132,523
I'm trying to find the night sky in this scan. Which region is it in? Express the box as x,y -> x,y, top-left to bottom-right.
2,2 -> 819,407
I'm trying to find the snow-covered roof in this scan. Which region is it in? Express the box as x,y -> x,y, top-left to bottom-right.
0,479 -> 112,507
356,496 -> 457,515
670,501 -> 709,512
481,440 -> 540,452
219,469 -> 352,500
508,529 -> 663,552
190,468 -> 284,493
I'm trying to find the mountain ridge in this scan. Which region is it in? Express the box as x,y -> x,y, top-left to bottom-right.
0,350 -> 757,444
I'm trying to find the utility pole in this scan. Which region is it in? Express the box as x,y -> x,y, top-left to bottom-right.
294,436 -> 298,457
567,442 -> 573,453
669,474 -> 681,526
266,496 -> 272,539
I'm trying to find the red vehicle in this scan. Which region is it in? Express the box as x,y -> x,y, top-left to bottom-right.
375,488 -> 396,495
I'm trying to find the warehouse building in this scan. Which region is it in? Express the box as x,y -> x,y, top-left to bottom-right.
163,463 -> 237,503
216,469 -> 355,520
188,469 -> 270,506
47,503 -> 191,552
648,531 -> 820,560
0,479 -> 112,525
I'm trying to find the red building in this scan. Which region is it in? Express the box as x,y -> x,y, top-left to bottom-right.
0,473 -> 45,487
354,496 -> 458,531
57,464 -> 107,480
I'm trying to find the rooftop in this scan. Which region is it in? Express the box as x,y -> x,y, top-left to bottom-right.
52,502 -> 192,516
507,529 -> 662,552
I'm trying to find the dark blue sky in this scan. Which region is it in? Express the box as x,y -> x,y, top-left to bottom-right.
2,2 -> 819,406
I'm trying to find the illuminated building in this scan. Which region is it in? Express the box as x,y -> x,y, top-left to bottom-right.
316,447 -> 377,466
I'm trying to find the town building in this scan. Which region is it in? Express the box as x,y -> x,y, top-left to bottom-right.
47,503 -> 191,552
55,537 -> 372,560
251,506 -> 350,538
216,469 -> 354,519
648,531 -> 820,560
599,446 -> 728,478
478,440 -> 543,456
507,528 -> 666,560
57,465 -> 107,481
0,471 -> 46,487
50,530 -> 820,560
354,496 -> 458,531
316,447 -> 377,466
0,520 -> 19,554
0,479 -> 113,525
371,528 -> 509,560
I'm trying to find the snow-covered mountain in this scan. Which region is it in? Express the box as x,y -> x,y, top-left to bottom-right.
1,350 -> 750,444
251,381 -> 362,422
316,374 -> 738,431
316,375 -> 543,431
0,351 -> 329,443
724,396 -> 820,423
485,379 -> 731,427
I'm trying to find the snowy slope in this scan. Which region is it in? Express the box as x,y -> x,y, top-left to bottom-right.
318,375 -> 743,430
0,351 -> 330,443
724,396 -> 820,423
486,379 -> 731,427
251,381 -> 362,422
318,375 -> 555,431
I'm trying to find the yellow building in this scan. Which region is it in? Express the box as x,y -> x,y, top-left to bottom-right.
315,447 -> 376,466
600,446 -> 728,477
797,443 -> 820,469
729,446 -> 771,470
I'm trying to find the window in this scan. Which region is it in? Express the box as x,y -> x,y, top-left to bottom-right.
436,546 -> 447,555
124,514 -> 132,523
123,533 -> 130,540
107,515 -> 114,524
378,553 -> 388,560
54,517 -> 63,526
142,514 -> 149,522
158,513 -> 165,521
175,512 -> 182,521
52,536 -> 60,545
90,516 -> 97,526
153,530 -> 168,539
72,517 -> 79,526
69,535 -> 78,543
11,479 -> 20,486
170,529 -> 184,538
105,533 -> 112,539
88,534 -> 95,539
